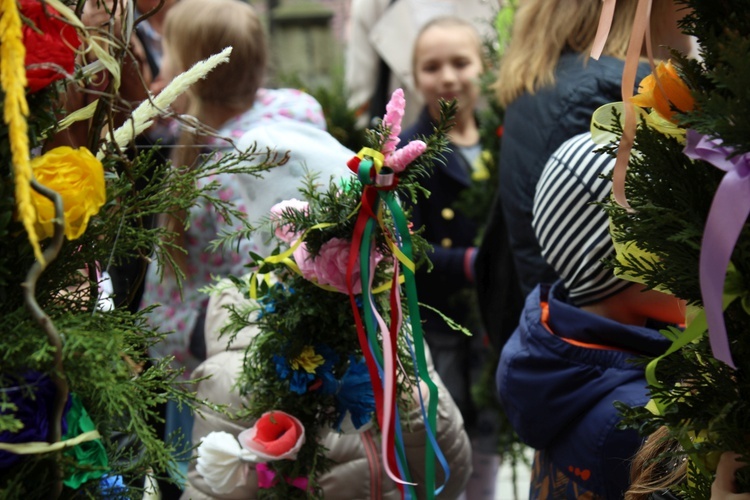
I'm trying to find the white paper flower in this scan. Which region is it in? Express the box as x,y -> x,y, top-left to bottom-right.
195,431 -> 257,494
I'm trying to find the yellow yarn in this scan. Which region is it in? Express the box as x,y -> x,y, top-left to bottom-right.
0,0 -> 44,265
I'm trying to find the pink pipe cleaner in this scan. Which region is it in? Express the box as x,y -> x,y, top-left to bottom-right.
382,89 -> 405,156
387,140 -> 427,173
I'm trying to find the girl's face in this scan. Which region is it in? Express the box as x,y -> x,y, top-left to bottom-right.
413,25 -> 483,121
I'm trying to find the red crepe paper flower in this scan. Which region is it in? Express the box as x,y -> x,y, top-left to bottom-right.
238,411 -> 306,461
21,0 -> 81,93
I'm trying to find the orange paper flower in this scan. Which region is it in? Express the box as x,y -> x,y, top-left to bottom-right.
631,60 -> 695,123
30,146 -> 106,240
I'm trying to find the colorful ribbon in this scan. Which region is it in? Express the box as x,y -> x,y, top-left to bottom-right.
590,0 -> 617,60
683,130 -> 750,368
346,148 -> 448,499
591,0 -> 658,210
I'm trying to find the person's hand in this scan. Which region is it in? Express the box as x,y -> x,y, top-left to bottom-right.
712,452 -> 750,499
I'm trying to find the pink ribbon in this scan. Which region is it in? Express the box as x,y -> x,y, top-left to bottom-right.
683,129 -> 750,369
590,0 -> 617,60
256,463 -> 310,491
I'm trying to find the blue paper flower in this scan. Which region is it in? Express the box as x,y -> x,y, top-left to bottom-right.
289,370 -> 315,395
274,344 -> 339,395
100,474 -> 127,498
320,356 -> 375,431
256,287 -> 281,319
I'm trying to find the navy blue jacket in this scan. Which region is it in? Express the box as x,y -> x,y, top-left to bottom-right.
497,282 -> 671,499
476,53 -> 651,346
401,108 -> 478,336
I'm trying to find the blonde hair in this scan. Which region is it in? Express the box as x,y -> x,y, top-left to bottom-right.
162,0 -> 267,270
411,16 -> 485,87
165,0 -> 266,169
494,0 -> 676,107
626,426 -> 687,500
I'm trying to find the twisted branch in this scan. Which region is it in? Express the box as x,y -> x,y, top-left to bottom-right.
21,179 -> 68,498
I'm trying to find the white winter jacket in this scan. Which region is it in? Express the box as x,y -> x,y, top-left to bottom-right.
182,285 -> 472,499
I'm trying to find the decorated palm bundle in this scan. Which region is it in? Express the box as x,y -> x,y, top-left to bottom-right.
193,90 -> 461,499
592,0 -> 750,496
0,0 -> 274,496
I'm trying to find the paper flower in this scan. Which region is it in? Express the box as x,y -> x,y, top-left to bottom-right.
100,474 -> 126,496
238,411 -> 306,462
630,60 -> 695,124
270,198 -> 309,243
0,372 -> 69,468
29,146 -> 105,240
256,462 -> 310,491
274,345 -> 337,395
273,354 -> 312,394
293,237 -> 384,294
21,0 -> 81,93
320,356 -> 375,432
196,431 -> 257,495
290,346 -> 325,373
61,393 -> 108,489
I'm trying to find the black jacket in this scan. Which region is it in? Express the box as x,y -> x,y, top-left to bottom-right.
401,108 -> 479,337
475,52 -> 651,348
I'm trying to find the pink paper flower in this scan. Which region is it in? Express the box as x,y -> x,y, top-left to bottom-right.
314,238 -> 363,293
256,463 -> 310,491
387,140 -> 427,173
238,411 -> 306,462
382,89 -> 405,156
292,241 -> 317,282
293,237 -> 384,294
270,199 -> 309,243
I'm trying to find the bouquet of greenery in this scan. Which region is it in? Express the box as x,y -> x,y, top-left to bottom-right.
594,0 -> 750,496
0,1 -> 275,497
194,90 -> 460,499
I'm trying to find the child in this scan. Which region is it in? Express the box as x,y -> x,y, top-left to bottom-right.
137,0 -> 336,490
496,132 -> 686,499
400,16 -> 500,499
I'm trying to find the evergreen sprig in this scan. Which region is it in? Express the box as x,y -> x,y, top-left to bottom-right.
202,100 -> 454,499
0,41 -> 281,499
601,1 -> 750,495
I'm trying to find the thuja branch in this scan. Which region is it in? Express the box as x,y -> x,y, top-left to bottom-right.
21,179 -> 69,498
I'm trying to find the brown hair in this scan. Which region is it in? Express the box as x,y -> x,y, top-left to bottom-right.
164,0 -> 267,169
627,426 -> 687,500
161,0 -> 267,270
494,0 -> 679,107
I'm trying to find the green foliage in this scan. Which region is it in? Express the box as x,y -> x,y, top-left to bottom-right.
601,1 -> 750,495
0,53 -> 280,500
676,0 -> 750,153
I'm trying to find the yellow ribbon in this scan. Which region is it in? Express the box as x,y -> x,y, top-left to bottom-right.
357,147 -> 385,173
591,102 -> 647,145
0,430 -> 101,455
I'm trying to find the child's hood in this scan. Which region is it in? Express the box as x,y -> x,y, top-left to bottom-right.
496,282 -> 670,450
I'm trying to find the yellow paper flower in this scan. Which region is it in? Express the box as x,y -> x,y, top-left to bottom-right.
30,146 -> 106,240
630,60 -> 695,124
290,346 -> 324,374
